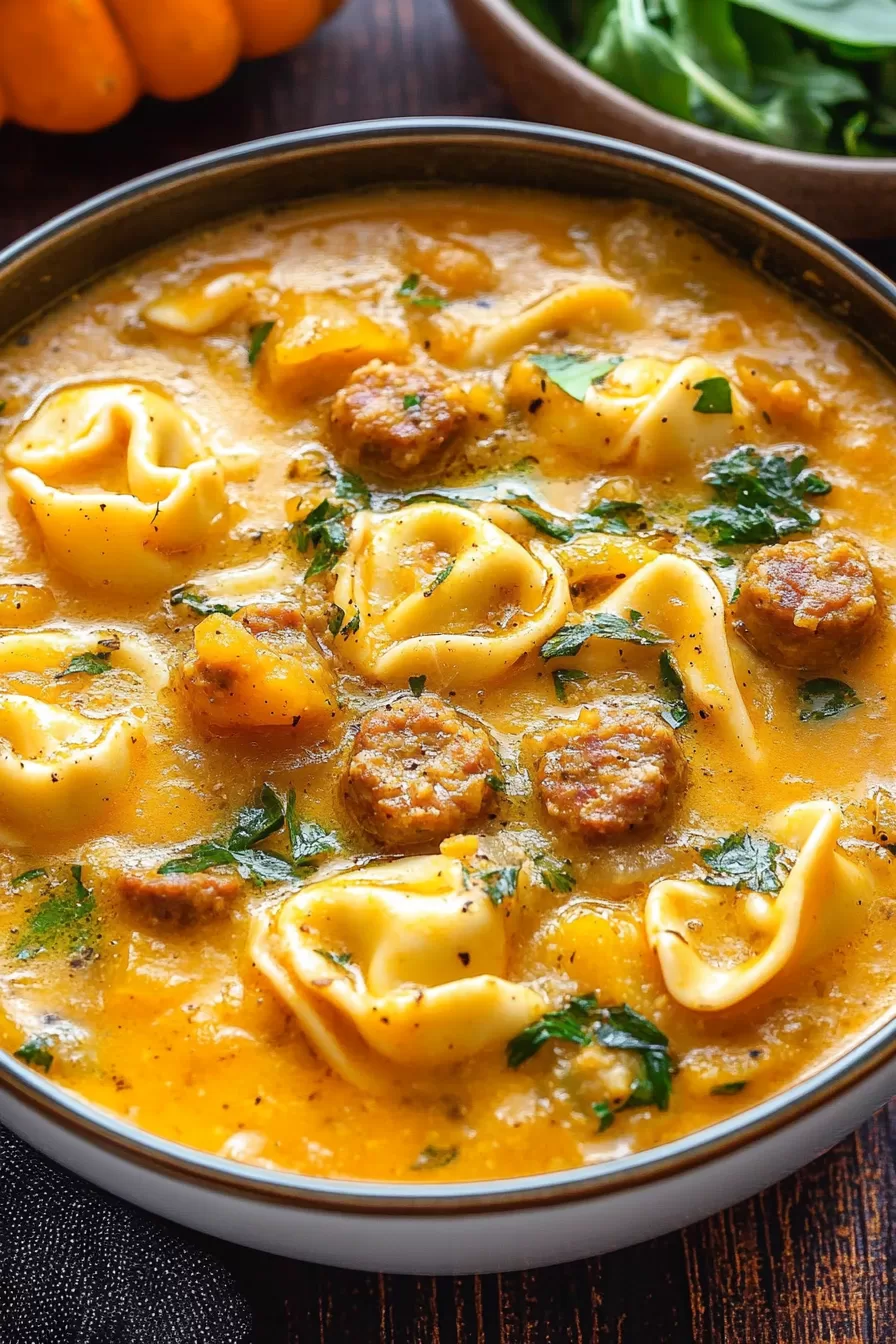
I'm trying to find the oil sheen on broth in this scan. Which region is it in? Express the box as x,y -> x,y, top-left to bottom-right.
0,188 -> 894,1183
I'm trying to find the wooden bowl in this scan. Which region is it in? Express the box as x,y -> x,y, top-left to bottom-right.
450,0 -> 896,238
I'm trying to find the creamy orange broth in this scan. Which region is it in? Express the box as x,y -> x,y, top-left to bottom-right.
0,187 -> 895,1183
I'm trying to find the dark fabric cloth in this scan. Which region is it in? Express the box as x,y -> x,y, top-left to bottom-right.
0,1125 -> 253,1344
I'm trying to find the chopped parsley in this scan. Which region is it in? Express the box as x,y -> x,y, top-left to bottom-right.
529,353 -> 624,402
56,651 -> 112,679
658,650 -> 690,729
411,1144 -> 458,1170
710,1080 -> 748,1096
534,854 -> 575,894
552,667 -> 588,702
14,1036 -> 53,1073
508,498 -> 643,543
595,1004 -> 672,1112
798,678 -> 861,722
508,504 -> 575,541
169,586 -> 240,618
13,865 -> 96,961
396,274 -> 447,309
423,560 -> 455,597
403,393 -> 422,410
341,610 -> 361,639
692,375 -> 732,414
327,604 -> 346,637
292,499 -> 350,579
507,993 -> 600,1068
698,830 -> 788,894
316,948 -> 352,968
593,1101 -> 615,1132
584,499 -> 643,534
286,788 -> 339,875
409,674 -> 427,697
0,400 -> 6,414
11,868 -> 47,888
689,445 -> 831,546
485,773 -> 507,793
541,612 -> 669,660
479,866 -> 520,906
333,468 -> 371,508
247,320 -> 274,366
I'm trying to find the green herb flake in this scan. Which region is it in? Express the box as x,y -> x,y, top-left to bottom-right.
689,444 -> 831,546
529,353 -> 624,402
56,651 -> 112,679
692,376 -> 733,414
292,499 -> 350,579
169,586 -> 240,618
659,650 -> 690,729
316,948 -> 353,967
534,853 -> 576,894
334,468 -> 371,508
411,1144 -> 459,1170
403,393 -> 422,410
0,400 -> 7,414
286,788 -> 339,874
342,610 -> 361,639
698,830 -> 788,894
552,667 -> 589,702
11,868 -> 48,888
541,611 -> 669,660
593,1100 -> 615,1132
247,320 -> 275,366
14,1036 -> 53,1073
710,1080 -> 748,1096
409,674 -> 427,697
423,560 -> 455,597
798,677 -> 861,721
507,992 -> 600,1068
508,504 -> 574,541
479,866 -> 520,906
327,604 -> 346,637
596,1004 -> 673,1112
159,784 -> 311,887
585,499 -> 643,534
396,274 -> 447,310
486,773 -> 507,793
13,865 -> 96,961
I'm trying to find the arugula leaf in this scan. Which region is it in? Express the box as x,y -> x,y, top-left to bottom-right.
11,868 -> 48,888
596,1003 -> 673,1111
327,604 -> 345,637
292,499 -> 350,579
689,444 -> 831,545
507,993 -> 600,1068
692,376 -> 733,414
698,830 -> 788,893
170,586 -> 240,618
534,853 -> 576,893
593,1100 -> 615,1132
411,1144 -> 459,1170
333,468 -> 371,508
13,865 -> 96,961
798,677 -> 861,721
316,948 -> 352,967
479,867 -> 520,906
541,612 -> 669,660
552,667 -> 589,702
14,1036 -> 53,1073
286,788 -> 338,872
247,320 -> 274,366
529,352 -> 624,402
56,651 -> 112,678
711,1080 -> 748,1095
396,274 -> 447,310
409,674 -> 427,697
228,784 -> 285,851
423,560 -> 455,597
658,650 -> 690,728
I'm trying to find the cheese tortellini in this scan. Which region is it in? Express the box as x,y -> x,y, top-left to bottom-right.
5,383 -> 230,589
333,500 -> 571,688
143,271 -> 260,335
249,849 -> 544,1091
0,629 -> 167,842
645,802 -> 871,1011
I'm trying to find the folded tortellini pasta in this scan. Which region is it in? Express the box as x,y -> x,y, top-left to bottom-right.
5,383 -> 230,589
249,849 -> 544,1091
143,270 -> 261,335
332,500 -> 571,688
645,801 -> 871,1011
0,628 -> 167,841
458,280 -> 640,367
507,354 -> 754,469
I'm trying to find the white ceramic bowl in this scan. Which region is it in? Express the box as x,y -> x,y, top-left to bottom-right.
2,118 -> 896,1274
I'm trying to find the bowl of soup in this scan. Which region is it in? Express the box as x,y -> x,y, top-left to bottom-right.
1,118 -> 896,1274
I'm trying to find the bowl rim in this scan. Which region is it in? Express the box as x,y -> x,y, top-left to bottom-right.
458,0 -> 896,174
2,114 -> 896,1216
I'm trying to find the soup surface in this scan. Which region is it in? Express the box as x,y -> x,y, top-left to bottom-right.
0,188 -> 895,1183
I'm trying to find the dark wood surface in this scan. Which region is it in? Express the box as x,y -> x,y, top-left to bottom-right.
1,2 -> 894,1340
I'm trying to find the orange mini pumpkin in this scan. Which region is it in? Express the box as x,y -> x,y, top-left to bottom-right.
0,0 -> 345,133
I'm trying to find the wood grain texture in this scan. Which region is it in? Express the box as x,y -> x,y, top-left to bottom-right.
0,2 -> 894,1340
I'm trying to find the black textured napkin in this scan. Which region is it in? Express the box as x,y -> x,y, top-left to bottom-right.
0,1125 -> 253,1344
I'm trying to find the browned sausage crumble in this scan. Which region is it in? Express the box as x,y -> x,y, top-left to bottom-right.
534,705 -> 683,840
734,533 -> 877,668
119,870 -> 242,923
345,693 -> 499,846
330,358 -> 468,472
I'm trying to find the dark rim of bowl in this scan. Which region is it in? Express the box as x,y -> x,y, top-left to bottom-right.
463,0 -> 896,172
1,116 -> 896,1216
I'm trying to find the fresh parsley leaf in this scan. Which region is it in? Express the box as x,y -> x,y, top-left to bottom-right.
13,865 -> 96,961
659,650 -> 690,728
529,353 -> 624,402
56,651 -> 112,679
247,320 -> 275,366
689,445 -> 831,545
228,783 -> 285,851
316,948 -> 352,967
286,788 -> 338,872
485,773 -> 507,793
169,586 -> 240,618
292,499 -> 349,579
692,375 -> 733,414
397,273 -> 421,297
534,853 -> 576,893
11,868 -> 47,888
585,499 -> 643,534
552,668 -> 588,702
711,1080 -> 748,1096
698,830 -> 787,894
232,849 -> 295,887
507,992 -> 600,1068
596,1004 -> 673,1112
403,393 -> 422,410
423,560 -> 455,597
334,468 -> 371,508
411,1144 -> 458,1170
327,604 -> 345,637
593,1100 -> 615,1132
409,674 -> 427,697
508,504 -> 574,541
159,843 -> 236,876
541,612 -> 669,660
798,678 -> 861,721
159,785 -> 301,887
14,1036 -> 53,1073
396,274 -> 447,309
342,610 -> 361,638
0,400 -> 6,414
479,866 -> 519,906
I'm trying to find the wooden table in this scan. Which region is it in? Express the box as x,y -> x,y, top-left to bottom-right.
1,1 -> 893,1339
